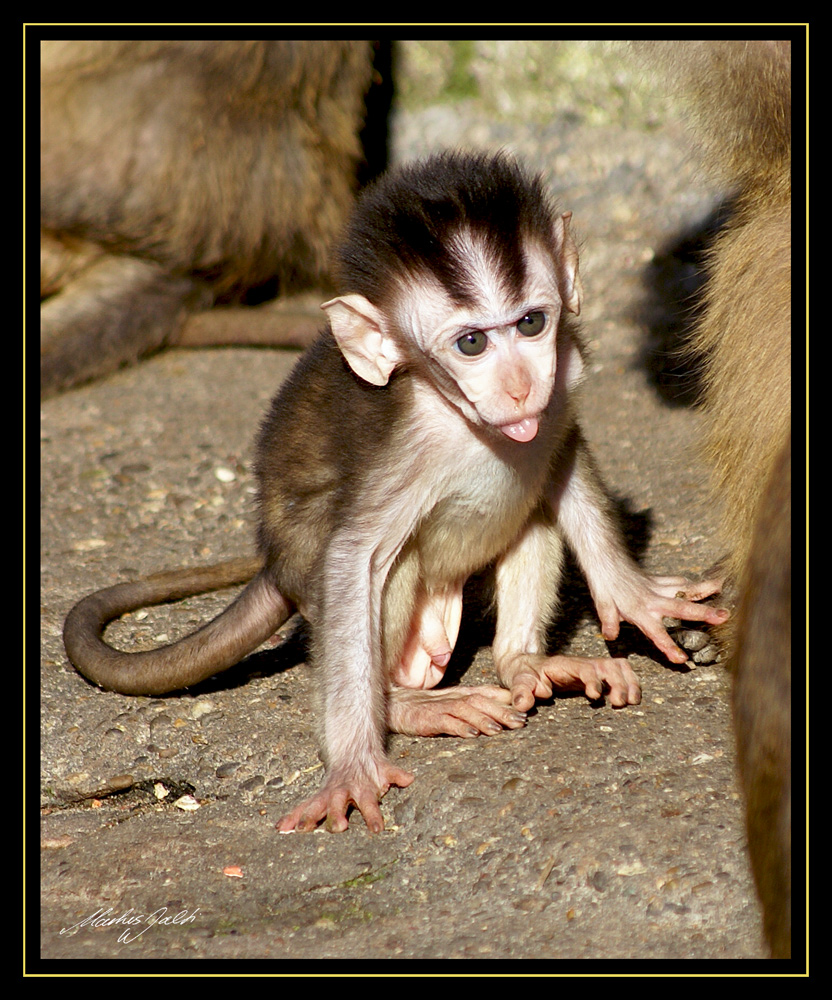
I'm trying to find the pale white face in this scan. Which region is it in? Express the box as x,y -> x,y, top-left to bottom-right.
393,239 -> 563,442
323,223 -> 581,444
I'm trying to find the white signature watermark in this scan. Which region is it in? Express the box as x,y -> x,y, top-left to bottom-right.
60,906 -> 200,945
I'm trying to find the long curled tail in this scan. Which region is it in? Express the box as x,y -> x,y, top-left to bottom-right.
63,556 -> 294,695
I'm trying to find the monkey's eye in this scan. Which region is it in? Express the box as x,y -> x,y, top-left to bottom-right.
516,311 -> 546,337
455,330 -> 489,356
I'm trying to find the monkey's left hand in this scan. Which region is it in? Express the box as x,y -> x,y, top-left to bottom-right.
594,574 -> 727,665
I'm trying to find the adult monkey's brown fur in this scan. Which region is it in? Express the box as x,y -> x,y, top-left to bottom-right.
40,39 -> 376,396
632,40 -> 793,959
733,433 -> 791,959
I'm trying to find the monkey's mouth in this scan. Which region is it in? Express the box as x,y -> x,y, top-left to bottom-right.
498,416 -> 539,442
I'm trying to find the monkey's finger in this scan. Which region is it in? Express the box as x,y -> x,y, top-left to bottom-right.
348,791 -> 386,834
658,598 -> 729,626
637,621 -> 690,664
323,792 -> 353,833
651,575 -> 725,602
596,659 -> 642,707
528,655 -> 641,706
596,603 -> 622,641
322,785 -> 386,833
277,795 -> 331,833
508,671 -> 554,711
278,764 -> 412,834
459,693 -> 528,732
453,684 -> 513,703
434,713 -> 502,737
629,601 -> 727,663
568,657 -> 640,706
391,689 -> 525,736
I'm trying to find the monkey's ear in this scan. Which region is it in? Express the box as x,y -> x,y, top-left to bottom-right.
322,294 -> 404,386
557,211 -> 583,316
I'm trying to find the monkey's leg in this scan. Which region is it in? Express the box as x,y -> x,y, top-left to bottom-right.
41,231 -> 106,298
386,580 -> 528,737
41,251 -> 209,397
491,511 -> 642,712
176,291 -> 326,350
733,435 -> 791,959
390,581 -> 465,689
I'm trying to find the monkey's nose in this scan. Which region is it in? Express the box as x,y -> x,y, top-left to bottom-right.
507,382 -> 531,407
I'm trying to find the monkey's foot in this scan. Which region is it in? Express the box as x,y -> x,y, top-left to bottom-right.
388,685 -> 527,737
594,574 -> 728,666
276,762 -> 414,834
496,652 -> 642,713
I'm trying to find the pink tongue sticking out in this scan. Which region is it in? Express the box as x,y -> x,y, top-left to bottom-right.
499,417 -> 539,442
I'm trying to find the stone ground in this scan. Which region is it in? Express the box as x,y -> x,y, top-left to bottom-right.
36,40 -> 790,969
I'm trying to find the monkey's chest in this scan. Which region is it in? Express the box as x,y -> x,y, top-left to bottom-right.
412,461 -> 541,583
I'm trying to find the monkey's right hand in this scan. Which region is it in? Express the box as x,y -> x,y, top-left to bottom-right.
276,761 -> 414,834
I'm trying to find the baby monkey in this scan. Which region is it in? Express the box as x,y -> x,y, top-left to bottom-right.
64,152 -> 725,832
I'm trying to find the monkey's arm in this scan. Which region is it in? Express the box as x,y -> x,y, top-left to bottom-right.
276,494 -> 422,833
491,507 -> 641,711
555,437 -> 727,664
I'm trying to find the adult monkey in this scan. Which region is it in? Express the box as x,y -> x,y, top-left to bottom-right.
632,40 -> 793,959
40,39 -> 379,396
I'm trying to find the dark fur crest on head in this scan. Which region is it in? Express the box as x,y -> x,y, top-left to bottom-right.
335,151 -> 558,309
